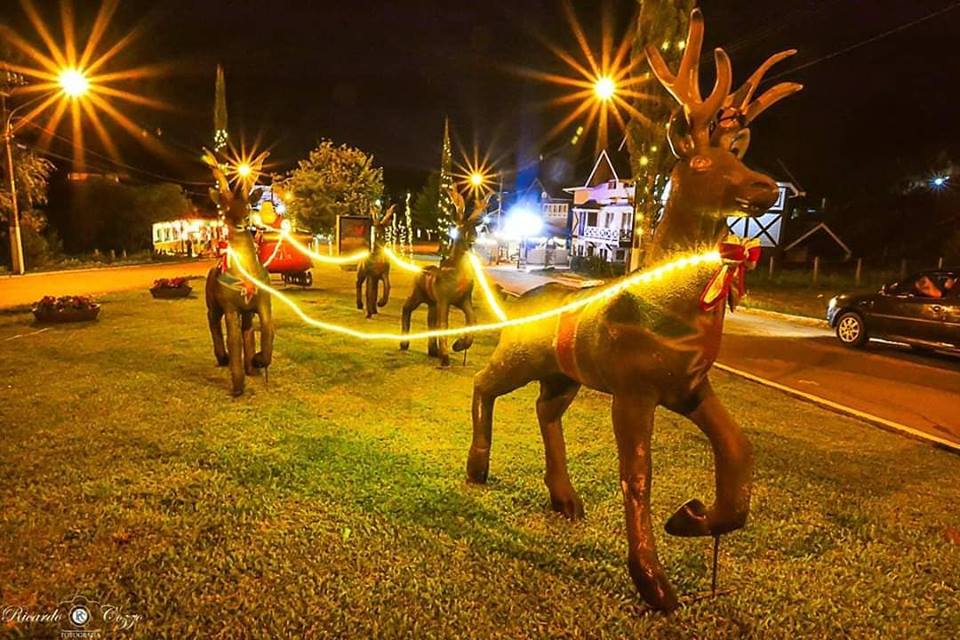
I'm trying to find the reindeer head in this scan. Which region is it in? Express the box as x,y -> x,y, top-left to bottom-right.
202,148 -> 265,227
646,9 -> 802,221
370,203 -> 395,249
448,189 -> 490,256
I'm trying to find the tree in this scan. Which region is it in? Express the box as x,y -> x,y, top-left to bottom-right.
626,0 -> 694,269
0,148 -> 57,269
281,139 -> 383,235
412,171 -> 441,232
437,118 -> 456,255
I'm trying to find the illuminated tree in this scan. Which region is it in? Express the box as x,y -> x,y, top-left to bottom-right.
214,64 -> 228,151
437,118 -> 456,255
282,139 -> 383,234
626,0 -> 694,269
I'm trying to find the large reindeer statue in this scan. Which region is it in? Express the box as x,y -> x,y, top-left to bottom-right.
399,190 -> 490,367
465,10 -> 801,611
356,204 -> 395,318
203,150 -> 275,397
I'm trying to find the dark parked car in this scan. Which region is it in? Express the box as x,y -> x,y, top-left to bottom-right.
826,269 -> 960,352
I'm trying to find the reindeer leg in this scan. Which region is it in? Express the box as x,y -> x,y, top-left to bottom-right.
467,364 -> 528,484
356,267 -> 365,310
537,376 -> 583,520
378,270 -> 390,307
426,304 -> 439,357
666,380 -> 753,538
252,298 -> 274,370
366,273 -> 378,318
612,390 -> 678,611
224,311 -> 245,397
207,305 -> 228,367
399,290 -> 422,351
452,299 -> 476,353
435,300 -> 451,368
241,311 -> 256,375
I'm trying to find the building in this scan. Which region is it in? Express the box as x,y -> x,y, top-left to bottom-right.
565,149 -> 635,263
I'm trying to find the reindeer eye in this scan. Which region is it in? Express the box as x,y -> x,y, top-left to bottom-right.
690,156 -> 712,171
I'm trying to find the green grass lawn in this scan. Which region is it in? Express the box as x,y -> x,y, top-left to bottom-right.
1,269 -> 958,638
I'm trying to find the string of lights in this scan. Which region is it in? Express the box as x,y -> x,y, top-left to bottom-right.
226,247 -> 721,342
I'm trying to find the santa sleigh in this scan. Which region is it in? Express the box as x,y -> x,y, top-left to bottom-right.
257,228 -> 314,287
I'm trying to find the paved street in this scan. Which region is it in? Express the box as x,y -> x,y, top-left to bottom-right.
721,311 -> 960,446
0,259 -> 215,309
486,267 -> 960,447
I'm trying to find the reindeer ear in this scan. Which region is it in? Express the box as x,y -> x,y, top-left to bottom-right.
201,148 -> 219,169
666,110 -> 695,159
449,189 -> 465,219
730,128 -> 751,159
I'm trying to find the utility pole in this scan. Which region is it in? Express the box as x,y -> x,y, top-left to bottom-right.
2,90 -> 25,275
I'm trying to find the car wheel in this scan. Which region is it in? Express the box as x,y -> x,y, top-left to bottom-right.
836,312 -> 867,348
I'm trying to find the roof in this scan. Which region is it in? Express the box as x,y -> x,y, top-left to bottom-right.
784,222 -> 852,259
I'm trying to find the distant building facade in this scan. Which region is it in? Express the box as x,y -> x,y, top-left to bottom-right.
565,149 -> 635,263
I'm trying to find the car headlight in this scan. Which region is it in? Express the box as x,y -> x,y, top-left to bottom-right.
828,296 -> 838,310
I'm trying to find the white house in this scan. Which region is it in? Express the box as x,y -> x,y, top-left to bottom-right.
564,149 -> 635,263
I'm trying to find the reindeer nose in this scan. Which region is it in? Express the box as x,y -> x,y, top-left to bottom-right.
750,177 -> 780,210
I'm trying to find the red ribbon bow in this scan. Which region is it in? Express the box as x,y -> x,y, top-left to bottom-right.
699,236 -> 762,312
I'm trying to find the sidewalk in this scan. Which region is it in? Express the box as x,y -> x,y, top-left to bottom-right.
0,259 -> 215,309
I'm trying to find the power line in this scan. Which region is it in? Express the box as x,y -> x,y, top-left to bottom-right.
768,1 -> 960,81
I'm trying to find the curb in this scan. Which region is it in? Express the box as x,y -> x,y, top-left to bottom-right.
0,258 -> 214,280
715,362 -> 960,454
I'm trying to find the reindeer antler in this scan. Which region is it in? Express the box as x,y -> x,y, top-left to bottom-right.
467,194 -> 491,225
725,50 -> 803,124
380,204 -> 396,226
449,188 -> 466,222
645,9 -> 731,147
202,147 -> 230,194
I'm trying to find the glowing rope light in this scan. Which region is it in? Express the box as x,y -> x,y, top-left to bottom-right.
261,236 -> 284,268
228,248 -> 721,341
468,252 -> 508,321
383,247 -> 423,274
280,230 -> 369,264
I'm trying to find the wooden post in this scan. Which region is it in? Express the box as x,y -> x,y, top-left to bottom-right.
812,256 -> 820,285
938,256 -> 944,269
900,258 -> 907,281
855,257 -> 863,287
768,255 -> 775,279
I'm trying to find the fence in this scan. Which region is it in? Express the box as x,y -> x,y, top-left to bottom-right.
751,255 -> 956,291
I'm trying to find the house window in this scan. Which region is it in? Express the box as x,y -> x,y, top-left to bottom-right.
587,211 -> 598,226
616,249 -> 625,261
605,212 -> 615,228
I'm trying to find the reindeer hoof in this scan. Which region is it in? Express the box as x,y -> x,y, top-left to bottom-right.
357,302 -> 364,310
550,493 -> 585,521
216,354 -> 229,367
665,499 -> 711,537
439,355 -> 451,368
231,387 -> 244,398
251,353 -> 269,369
466,450 -> 489,484
628,560 -> 679,611
399,341 -> 410,351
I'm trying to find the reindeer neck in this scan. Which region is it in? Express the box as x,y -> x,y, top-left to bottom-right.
227,226 -> 261,269
445,242 -> 470,267
645,197 -> 726,266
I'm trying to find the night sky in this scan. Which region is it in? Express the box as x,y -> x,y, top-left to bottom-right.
4,0 -> 960,205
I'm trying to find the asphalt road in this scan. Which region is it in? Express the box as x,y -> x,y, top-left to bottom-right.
487,267 -> 960,447
0,259 -> 215,309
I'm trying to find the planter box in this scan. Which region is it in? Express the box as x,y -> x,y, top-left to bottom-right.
33,305 -> 101,324
150,285 -> 192,299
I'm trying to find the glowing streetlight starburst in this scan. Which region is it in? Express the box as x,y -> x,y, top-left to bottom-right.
223,143 -> 271,191
1,0 -> 170,167
513,0 -> 656,152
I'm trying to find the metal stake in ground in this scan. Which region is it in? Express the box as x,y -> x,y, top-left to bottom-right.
711,535 -> 720,596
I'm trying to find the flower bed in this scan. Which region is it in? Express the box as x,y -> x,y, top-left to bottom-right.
150,277 -> 192,299
32,295 -> 101,323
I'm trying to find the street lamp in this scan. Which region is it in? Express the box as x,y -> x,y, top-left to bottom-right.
470,172 -> 485,188
3,67 -> 89,275
593,76 -> 616,102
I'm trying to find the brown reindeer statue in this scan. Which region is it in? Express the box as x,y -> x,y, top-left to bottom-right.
399,190 -> 490,367
465,9 -> 801,611
356,204 -> 395,318
203,149 -> 275,397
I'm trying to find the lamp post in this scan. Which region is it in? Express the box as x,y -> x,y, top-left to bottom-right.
2,67 -> 89,274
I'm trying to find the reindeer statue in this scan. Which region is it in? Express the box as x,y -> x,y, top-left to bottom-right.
464,10 -> 801,610
203,150 -> 275,397
399,190 -> 490,367
356,204 -> 395,318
